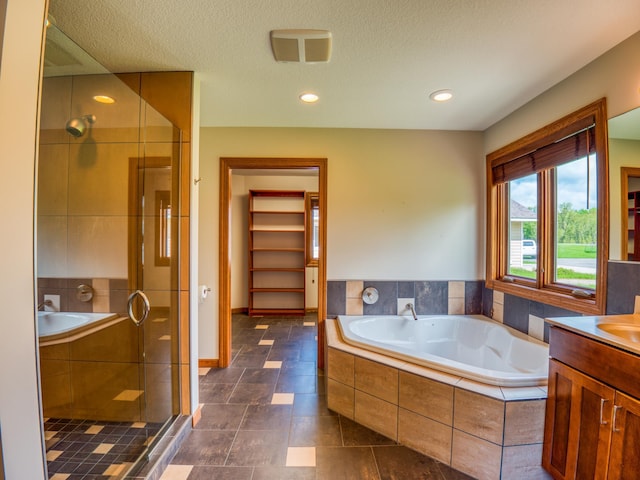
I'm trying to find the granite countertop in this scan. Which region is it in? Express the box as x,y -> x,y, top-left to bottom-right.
545,314 -> 640,356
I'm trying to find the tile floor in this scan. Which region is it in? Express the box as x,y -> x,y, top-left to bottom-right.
44,418 -> 164,479
163,313 -> 473,479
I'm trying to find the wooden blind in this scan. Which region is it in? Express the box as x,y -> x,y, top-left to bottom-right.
491,125 -> 595,185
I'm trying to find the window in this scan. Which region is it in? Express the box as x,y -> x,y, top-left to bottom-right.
486,99 -> 608,314
305,192 -> 319,266
155,190 -> 171,266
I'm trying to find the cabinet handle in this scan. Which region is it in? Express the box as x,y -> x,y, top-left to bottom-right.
600,398 -> 608,425
612,405 -> 623,433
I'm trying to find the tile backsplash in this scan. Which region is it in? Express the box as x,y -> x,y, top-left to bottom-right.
327,280 -> 484,318
328,261 -> 640,344
37,277 -> 128,315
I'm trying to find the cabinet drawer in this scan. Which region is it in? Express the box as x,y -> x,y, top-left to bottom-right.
550,326 -> 640,399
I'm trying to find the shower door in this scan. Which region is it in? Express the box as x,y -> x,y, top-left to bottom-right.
126,102 -> 182,452
38,24 -> 182,477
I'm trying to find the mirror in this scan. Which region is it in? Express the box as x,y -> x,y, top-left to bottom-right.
609,107 -> 640,260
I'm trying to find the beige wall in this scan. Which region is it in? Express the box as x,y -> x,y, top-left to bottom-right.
485,30 -> 640,264
485,31 -> 640,154
0,1 -> 47,478
198,127 -> 484,358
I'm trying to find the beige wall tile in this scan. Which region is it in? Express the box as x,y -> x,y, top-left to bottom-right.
448,297 -> 464,315
40,76 -> 73,145
504,399 -> 546,446
37,215 -> 68,277
327,378 -> 354,419
448,281 -> 465,298
354,390 -> 398,440
67,216 -> 128,278
346,280 -> 363,298
355,357 -> 398,404
452,430 -> 502,480
327,348 -> 354,386
502,444 -> 551,480
38,144 -> 69,215
398,408 -> 452,464
346,297 -> 363,315
399,372 -> 453,425
67,142 -> 139,217
454,389 -> 505,445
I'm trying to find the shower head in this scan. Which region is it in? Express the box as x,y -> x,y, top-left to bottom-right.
65,114 -> 96,138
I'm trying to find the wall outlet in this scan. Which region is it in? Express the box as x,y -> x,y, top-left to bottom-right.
44,294 -> 60,312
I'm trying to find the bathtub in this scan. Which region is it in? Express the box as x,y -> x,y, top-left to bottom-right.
38,311 -> 122,345
336,314 -> 548,387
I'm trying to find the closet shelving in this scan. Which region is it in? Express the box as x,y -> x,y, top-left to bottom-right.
628,190 -> 640,261
248,190 -> 306,316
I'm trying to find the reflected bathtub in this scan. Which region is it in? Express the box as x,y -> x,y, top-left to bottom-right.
37,311 -> 122,345
337,314 -> 548,387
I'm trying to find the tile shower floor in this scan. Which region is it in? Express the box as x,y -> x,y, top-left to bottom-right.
164,314 -> 473,480
45,418 -> 164,479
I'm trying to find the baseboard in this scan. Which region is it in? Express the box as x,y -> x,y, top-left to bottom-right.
231,307 -> 248,314
199,359 -> 219,368
192,404 -> 203,427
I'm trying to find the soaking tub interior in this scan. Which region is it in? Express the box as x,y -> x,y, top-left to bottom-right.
337,314 -> 548,387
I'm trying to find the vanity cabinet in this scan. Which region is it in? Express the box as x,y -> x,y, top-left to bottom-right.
248,190 -> 306,316
543,326 -> 640,479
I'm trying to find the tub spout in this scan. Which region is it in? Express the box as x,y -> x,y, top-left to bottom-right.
406,303 -> 418,321
38,299 -> 53,311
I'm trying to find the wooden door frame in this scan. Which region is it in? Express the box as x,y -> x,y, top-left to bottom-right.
621,167 -> 640,260
218,157 -> 328,368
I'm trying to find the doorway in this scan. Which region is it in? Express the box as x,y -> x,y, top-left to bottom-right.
621,167 -> 640,260
219,157 -> 328,368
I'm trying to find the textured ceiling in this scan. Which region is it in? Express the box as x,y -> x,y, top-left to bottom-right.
48,0 -> 640,131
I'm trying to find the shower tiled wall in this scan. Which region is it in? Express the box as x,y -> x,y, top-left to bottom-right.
328,261 -> 640,344
37,277 -> 129,315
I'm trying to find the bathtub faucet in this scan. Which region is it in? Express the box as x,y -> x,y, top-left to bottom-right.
38,299 -> 53,311
406,303 -> 418,321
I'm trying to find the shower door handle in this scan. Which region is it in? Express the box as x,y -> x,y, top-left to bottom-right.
127,290 -> 150,327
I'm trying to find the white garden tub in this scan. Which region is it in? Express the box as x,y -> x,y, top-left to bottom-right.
336,314 -> 548,387
38,311 -> 122,345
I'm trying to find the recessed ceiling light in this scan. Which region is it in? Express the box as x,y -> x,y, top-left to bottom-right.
300,93 -> 319,103
429,89 -> 453,102
93,95 -> 116,104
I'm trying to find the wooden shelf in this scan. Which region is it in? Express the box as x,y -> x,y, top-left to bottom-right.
627,190 -> 640,261
248,190 -> 306,317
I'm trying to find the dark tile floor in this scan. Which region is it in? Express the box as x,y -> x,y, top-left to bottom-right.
165,313 -> 474,479
44,418 -> 164,479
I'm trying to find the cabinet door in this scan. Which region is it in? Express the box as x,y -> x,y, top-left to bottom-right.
543,359 -> 614,480
608,392 -> 640,480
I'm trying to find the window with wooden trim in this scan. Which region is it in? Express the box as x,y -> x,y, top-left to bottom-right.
486,99 -> 609,314
305,192 -> 319,266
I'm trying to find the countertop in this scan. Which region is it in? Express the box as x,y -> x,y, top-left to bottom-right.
545,314 -> 640,356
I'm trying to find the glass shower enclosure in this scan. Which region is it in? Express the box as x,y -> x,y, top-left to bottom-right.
37,22 -> 181,478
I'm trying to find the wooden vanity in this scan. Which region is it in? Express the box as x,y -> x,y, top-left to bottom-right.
543,316 -> 640,479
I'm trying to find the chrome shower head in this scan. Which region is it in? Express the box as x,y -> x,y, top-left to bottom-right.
65,114 -> 96,138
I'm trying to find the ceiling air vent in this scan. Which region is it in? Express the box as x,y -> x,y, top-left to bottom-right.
270,29 -> 332,63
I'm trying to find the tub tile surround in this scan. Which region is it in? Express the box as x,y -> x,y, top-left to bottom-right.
329,280 -> 484,317
325,319 -> 549,480
329,262 -> 640,345
38,277 -> 129,315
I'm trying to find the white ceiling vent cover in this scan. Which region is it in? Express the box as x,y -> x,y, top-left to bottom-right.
270,29 -> 332,63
